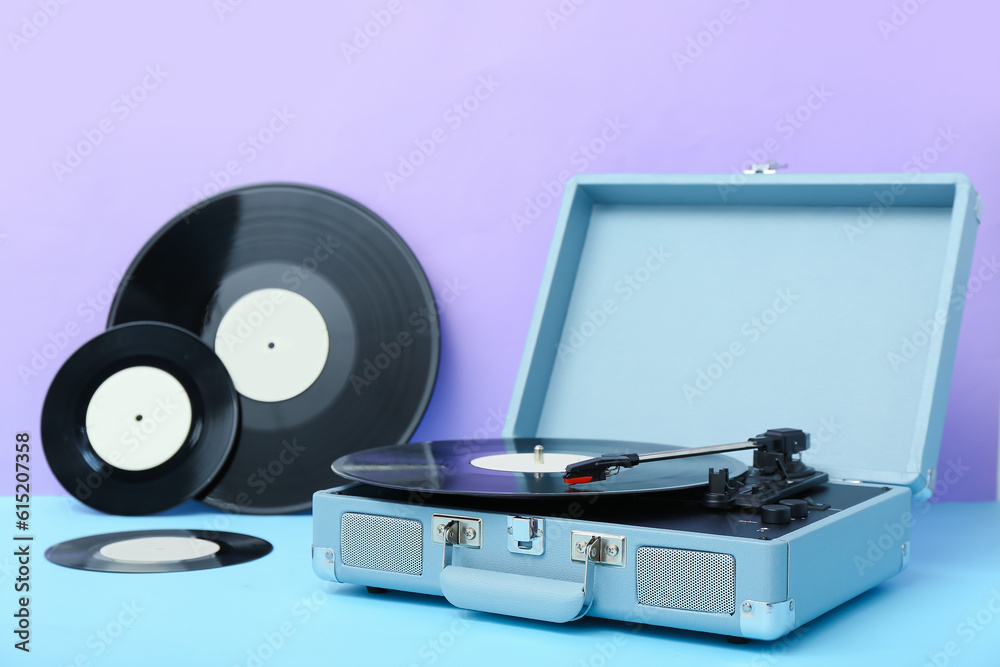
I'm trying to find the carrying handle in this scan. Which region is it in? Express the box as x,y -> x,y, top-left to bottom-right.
438,523 -> 596,624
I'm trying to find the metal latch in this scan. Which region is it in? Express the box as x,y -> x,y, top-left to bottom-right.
743,161 -> 787,175
507,516 -> 544,555
432,515 -> 482,548
435,515 -> 482,572
571,531 -> 626,567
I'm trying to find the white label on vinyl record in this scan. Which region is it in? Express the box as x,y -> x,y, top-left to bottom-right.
470,452 -> 592,473
214,288 -> 329,402
99,536 -> 220,563
85,366 -> 193,471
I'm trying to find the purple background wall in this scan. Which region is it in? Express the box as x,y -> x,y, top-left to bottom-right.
2,1 -> 997,501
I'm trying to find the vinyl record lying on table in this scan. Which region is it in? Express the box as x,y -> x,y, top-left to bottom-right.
108,183 -> 439,514
45,529 -> 272,573
40,323 -> 240,515
332,437 -> 748,497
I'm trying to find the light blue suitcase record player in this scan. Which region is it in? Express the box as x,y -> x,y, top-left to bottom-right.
312,173 -> 980,640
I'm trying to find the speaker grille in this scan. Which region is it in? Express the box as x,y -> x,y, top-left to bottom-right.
341,513 -> 422,575
636,547 -> 735,614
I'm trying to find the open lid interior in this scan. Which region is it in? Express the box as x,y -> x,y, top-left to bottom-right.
505,174 -> 979,494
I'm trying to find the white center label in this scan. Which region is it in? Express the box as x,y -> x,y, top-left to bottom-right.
214,288 -> 329,402
469,452 -> 593,474
85,366 -> 193,471
99,536 -> 220,563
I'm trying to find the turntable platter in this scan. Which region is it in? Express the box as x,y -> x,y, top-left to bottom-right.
331,437 -> 748,497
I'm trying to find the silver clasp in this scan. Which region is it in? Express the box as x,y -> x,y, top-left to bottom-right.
743,161 -> 787,175
507,516 -> 544,555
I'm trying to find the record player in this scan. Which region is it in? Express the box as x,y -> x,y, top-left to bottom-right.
312,173 -> 980,640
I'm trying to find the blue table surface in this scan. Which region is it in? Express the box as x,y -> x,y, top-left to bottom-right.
5,497 -> 1000,666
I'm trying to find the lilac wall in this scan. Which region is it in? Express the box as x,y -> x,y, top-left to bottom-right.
2,1 -> 997,501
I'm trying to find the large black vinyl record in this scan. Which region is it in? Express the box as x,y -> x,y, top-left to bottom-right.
333,438 -> 748,497
40,323 -> 240,515
108,183 -> 439,513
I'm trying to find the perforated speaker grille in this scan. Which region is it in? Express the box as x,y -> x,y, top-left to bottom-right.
341,513 -> 422,575
636,546 -> 735,614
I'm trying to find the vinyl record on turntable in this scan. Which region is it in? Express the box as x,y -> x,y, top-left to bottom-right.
40,323 -> 240,515
332,437 -> 748,496
45,529 -> 272,573
107,183 -> 440,513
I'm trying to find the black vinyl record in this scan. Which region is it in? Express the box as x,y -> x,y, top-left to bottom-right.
332,437 -> 748,497
45,529 -> 272,573
40,323 -> 240,515
107,183 -> 439,514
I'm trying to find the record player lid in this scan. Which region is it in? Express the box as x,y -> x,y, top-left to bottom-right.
504,173 -> 979,496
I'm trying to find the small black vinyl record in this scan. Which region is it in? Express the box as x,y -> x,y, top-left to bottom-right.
45,529 -> 272,573
107,184 -> 440,514
332,437 -> 748,497
41,323 -> 240,515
